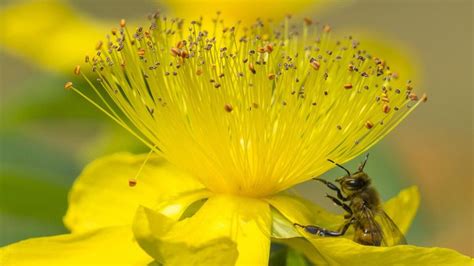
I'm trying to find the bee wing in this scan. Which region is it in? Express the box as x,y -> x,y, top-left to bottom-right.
375,210 -> 407,246
359,204 -> 385,245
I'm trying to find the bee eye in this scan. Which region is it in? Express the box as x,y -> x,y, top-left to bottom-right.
345,179 -> 365,190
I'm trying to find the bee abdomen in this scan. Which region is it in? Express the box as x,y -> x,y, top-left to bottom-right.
354,225 -> 383,246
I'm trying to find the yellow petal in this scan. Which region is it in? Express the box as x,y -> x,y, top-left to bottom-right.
133,206 -> 238,266
308,238 -> 472,265
0,0 -> 105,73
157,189 -> 212,220
64,152 -> 203,233
383,186 -> 420,234
134,195 -> 272,265
0,226 -> 152,266
266,193 -> 344,234
163,0 -> 337,23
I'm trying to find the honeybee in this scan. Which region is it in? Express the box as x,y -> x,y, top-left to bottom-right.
294,154 -> 406,246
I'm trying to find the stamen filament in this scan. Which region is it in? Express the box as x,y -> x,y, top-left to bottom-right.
129,147 -> 157,187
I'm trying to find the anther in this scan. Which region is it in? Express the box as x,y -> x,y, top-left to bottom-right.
96,41 -> 103,50
224,104 -> 233,112
128,178 -> 137,187
421,93 -> 428,102
176,40 -> 185,49
382,104 -> 391,113
268,73 -> 276,80
74,65 -> 81,75
365,121 -> 374,129
248,63 -> 256,74
323,25 -> 331,33
180,50 -> 189,58
171,47 -> 180,57
120,19 -> 126,28
310,59 -> 320,70
64,81 -> 73,90
409,92 -> 419,101
344,83 -> 353,89
265,44 -> 273,53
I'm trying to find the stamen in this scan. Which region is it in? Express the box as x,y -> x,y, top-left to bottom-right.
70,15 -> 427,196
129,148 -> 156,187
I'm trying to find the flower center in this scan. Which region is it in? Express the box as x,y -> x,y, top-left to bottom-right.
69,14 -> 425,197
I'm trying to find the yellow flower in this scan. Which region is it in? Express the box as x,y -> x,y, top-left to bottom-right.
0,0 -> 106,73
1,14 -> 470,266
67,15 -> 426,196
163,0 -> 332,24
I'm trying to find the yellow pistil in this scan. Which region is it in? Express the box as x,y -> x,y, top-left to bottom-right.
71,14 -> 425,197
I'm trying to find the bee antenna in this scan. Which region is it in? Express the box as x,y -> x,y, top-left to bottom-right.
359,153 -> 370,171
327,159 -> 351,176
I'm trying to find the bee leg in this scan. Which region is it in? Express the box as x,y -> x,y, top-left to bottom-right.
294,218 -> 355,237
319,218 -> 355,237
313,178 -> 348,201
293,223 -> 328,236
326,194 -> 352,216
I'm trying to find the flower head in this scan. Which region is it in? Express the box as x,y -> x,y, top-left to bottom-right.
69,14 -> 426,198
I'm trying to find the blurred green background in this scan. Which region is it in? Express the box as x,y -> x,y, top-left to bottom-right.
0,0 -> 472,257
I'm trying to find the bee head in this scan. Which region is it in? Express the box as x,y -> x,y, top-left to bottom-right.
337,171 -> 371,193
330,154 -> 371,194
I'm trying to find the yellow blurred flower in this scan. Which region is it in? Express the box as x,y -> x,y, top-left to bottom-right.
162,0 -> 335,24
0,0 -> 106,73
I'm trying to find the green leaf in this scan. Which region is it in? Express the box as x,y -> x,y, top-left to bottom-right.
269,246 -> 287,266
286,249 -> 308,266
0,213 -> 67,246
